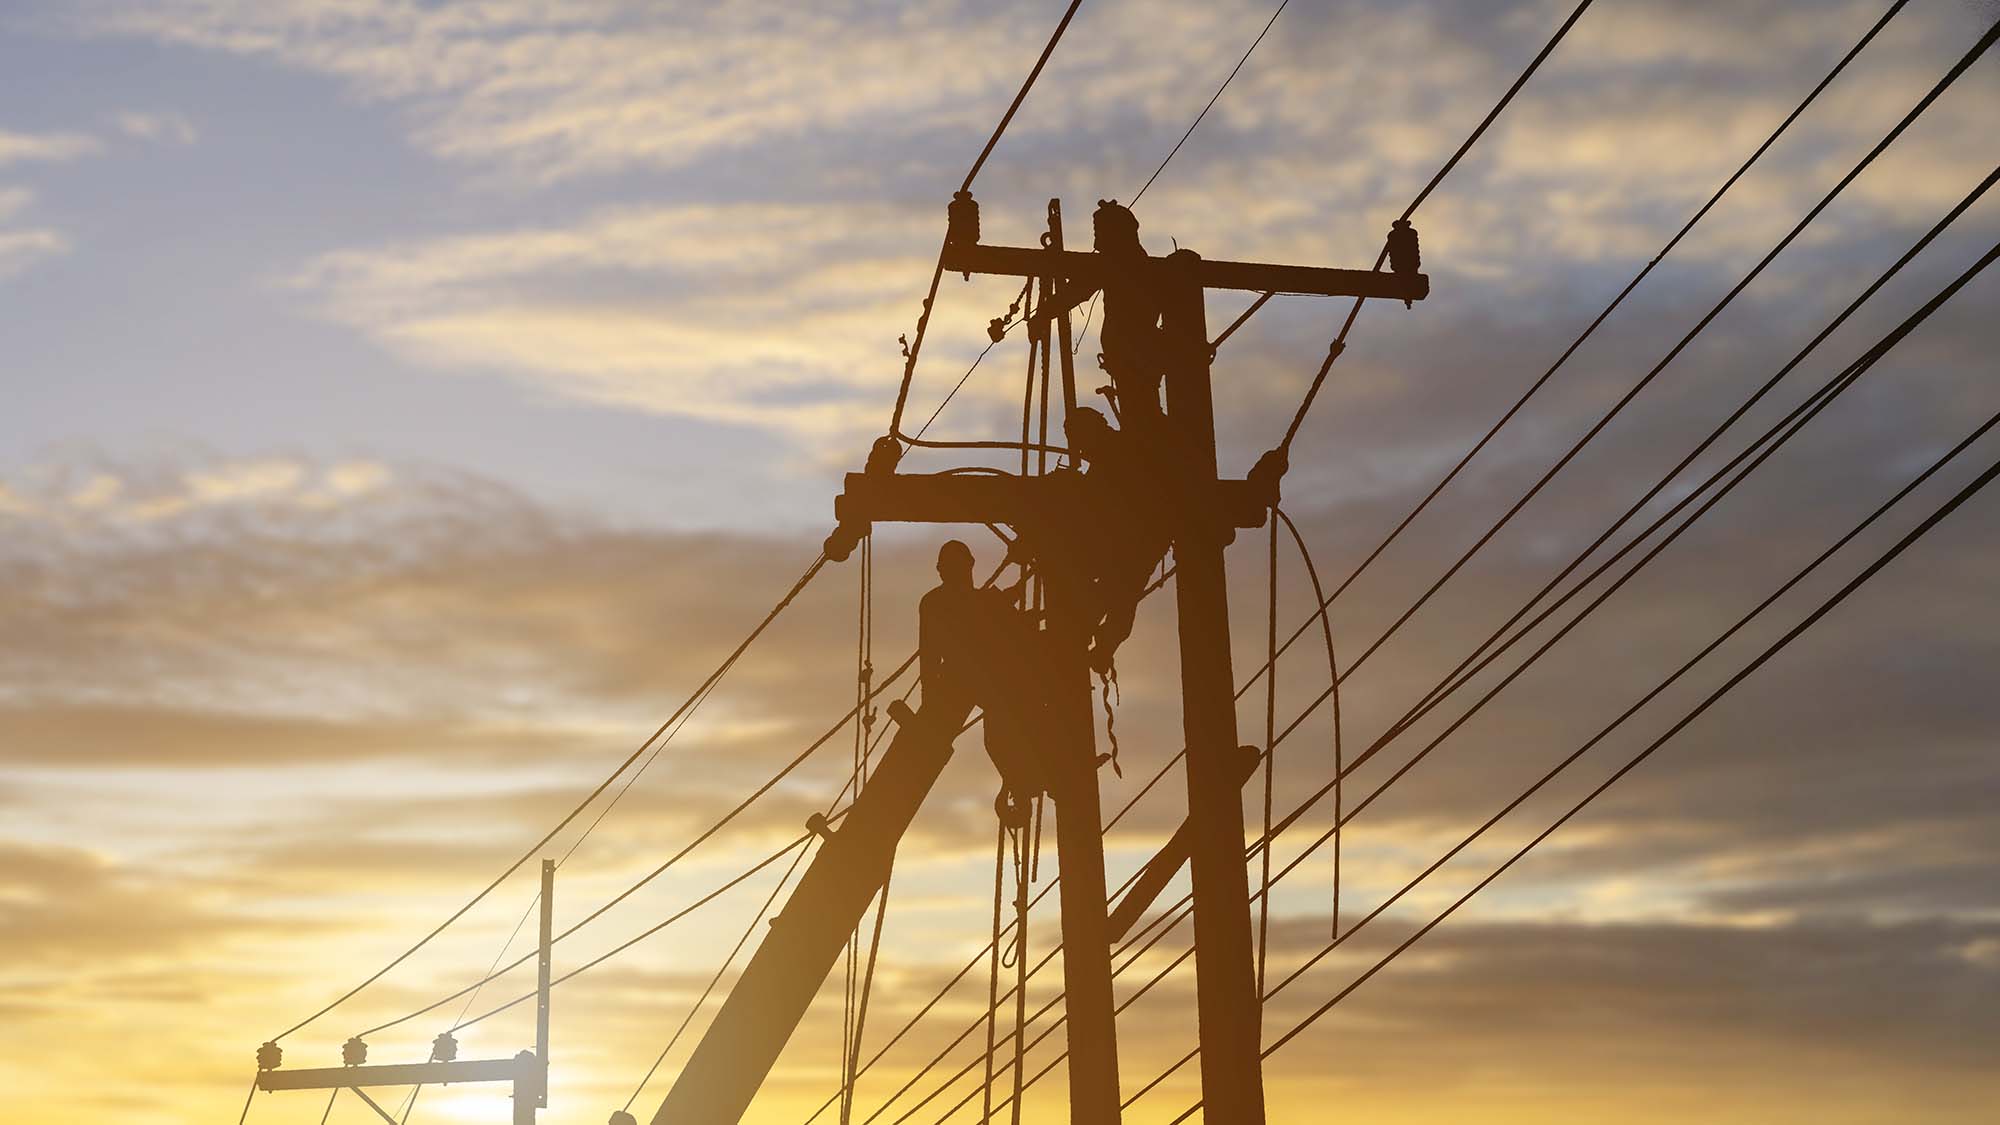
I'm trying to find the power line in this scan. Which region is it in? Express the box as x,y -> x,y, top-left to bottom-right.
1395,162 -> 2000,732
1325,13 -> 1997,692
890,0 -> 1086,440
451,833 -> 814,1033
1238,420 -> 2000,1094
1140,403 -> 2000,1122
357,651 -> 917,1039
1311,0 -> 1909,614
269,552 -> 828,1042
1273,0 -> 1600,451
623,838 -> 816,1112
1263,227 -> 2000,870
1130,0 -> 1291,205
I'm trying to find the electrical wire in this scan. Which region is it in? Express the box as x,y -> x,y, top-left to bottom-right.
1152,425 -> 2000,1121
889,0 -> 1085,439
360,651 -> 915,1038
1395,161 -> 2000,733
1257,198 -> 2000,857
623,835 -> 817,1113
450,833 -> 813,1033
1130,0 -> 1292,205
1328,14 -> 1997,690
1274,0 -> 1600,454
269,553 -> 830,1042
1311,0 -> 1909,612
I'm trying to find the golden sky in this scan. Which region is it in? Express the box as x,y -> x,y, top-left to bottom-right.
4,1 -> 1999,1122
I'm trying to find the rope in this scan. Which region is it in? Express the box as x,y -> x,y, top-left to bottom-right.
1275,508 -> 1342,935
1007,825 -> 1029,1125
844,863 -> 894,1121
273,552 -> 828,1042
1315,0 -> 1909,608
839,535 -> 878,1125
1256,513 -> 1277,999
1130,0 -> 1291,204
981,823 -> 1005,1124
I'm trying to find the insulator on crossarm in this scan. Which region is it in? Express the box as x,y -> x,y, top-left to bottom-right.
1387,219 -> 1421,308
341,1036 -> 367,1067
430,1031 -> 459,1063
864,434 -> 903,476
256,1041 -> 283,1071
947,189 -> 981,253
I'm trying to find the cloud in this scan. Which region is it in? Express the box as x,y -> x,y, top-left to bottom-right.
0,127 -> 101,166
289,202 -> 987,442
111,109 -> 198,144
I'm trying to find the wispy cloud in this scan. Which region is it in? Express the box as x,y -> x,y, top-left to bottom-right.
111,109 -> 198,144
0,127 -> 102,166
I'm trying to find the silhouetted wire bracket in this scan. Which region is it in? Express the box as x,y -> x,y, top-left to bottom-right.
254,862 -> 556,1125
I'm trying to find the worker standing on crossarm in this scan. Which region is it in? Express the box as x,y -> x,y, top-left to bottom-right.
1033,200 -> 1169,432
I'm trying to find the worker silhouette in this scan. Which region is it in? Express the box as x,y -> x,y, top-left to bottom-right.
1066,407 -> 1173,673
1036,200 -> 1168,430
919,540 -> 1047,808
1090,200 -> 1168,427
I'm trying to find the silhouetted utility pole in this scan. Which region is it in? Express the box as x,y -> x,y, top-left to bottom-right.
939,220 -> 1426,1125
253,861 -> 556,1125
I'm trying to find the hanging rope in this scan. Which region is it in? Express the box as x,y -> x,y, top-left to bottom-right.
981,822 -> 1006,1123
1274,508 -> 1342,936
840,534 -> 878,1125
1257,513 -> 1278,1000
1007,824 -> 1030,1125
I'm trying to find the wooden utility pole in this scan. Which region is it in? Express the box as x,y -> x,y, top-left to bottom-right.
1159,248 -> 1265,1120
940,219 -> 1426,1125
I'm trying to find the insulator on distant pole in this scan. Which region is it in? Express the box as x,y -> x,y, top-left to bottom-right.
430,1031 -> 459,1063
341,1036 -> 367,1067
1387,218 -> 1421,308
256,1041 -> 283,1071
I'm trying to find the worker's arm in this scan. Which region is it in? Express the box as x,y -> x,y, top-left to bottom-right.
1030,279 -> 1099,329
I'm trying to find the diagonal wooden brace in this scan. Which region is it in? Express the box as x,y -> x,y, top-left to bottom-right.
1106,745 -> 1261,942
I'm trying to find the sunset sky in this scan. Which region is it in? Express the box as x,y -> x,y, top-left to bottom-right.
5,1 -> 2000,1122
